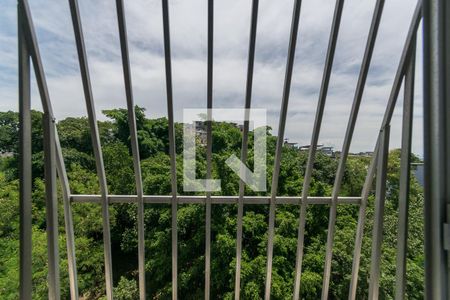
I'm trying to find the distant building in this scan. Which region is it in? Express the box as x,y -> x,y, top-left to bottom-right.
298,144 -> 335,157
299,144 -> 323,151
349,151 -> 374,157
320,146 -> 334,156
284,139 -> 298,149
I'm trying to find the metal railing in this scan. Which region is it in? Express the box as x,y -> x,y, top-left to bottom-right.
17,0 -> 449,299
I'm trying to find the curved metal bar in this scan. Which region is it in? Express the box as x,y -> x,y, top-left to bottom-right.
292,1 -> 344,298
55,130 -> 79,300
368,126 -> 390,299
161,1 -> 179,299
68,0 -> 114,298
43,113 -> 60,300
115,1 -> 146,298
348,3 -> 422,298
394,35 -> 416,300
265,0 -> 303,298
321,1 -> 385,297
234,1 -> 259,298
19,1 -> 79,298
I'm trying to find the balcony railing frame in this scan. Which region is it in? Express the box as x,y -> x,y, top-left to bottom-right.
17,0 -> 449,299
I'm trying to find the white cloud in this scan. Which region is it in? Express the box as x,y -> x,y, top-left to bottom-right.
0,0 -> 423,155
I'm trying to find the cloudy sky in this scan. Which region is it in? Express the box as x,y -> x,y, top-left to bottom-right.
0,0 -> 423,156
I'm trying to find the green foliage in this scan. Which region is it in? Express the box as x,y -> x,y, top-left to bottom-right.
102,142 -> 134,194
58,117 -> 93,154
0,110 -> 43,155
0,111 -> 19,154
113,276 -> 139,300
0,109 -> 424,299
103,107 -> 184,159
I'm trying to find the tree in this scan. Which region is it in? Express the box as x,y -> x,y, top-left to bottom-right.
0,109 -> 425,299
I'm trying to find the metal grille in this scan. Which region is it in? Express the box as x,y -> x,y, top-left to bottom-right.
17,0 -> 449,299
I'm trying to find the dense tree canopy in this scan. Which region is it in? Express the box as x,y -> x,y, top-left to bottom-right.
0,109 -> 424,299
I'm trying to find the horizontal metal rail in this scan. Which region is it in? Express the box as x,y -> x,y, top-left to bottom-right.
70,195 -> 361,205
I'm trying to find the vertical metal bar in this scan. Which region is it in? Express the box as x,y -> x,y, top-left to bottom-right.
347,138 -> 379,300
265,1 -> 302,298
67,1 -> 114,298
394,37 -> 416,300
19,1 -> 80,297
19,0 -> 54,117
115,1 -> 146,299
234,0 -> 259,298
368,126 -> 390,300
205,0 -> 213,297
161,1 -> 178,299
292,1 -> 344,298
18,2 -> 32,298
446,1 -> 450,297
55,131 -> 79,300
321,1 -> 385,298
348,4 -> 422,298
423,0 -> 450,298
43,113 -> 60,300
